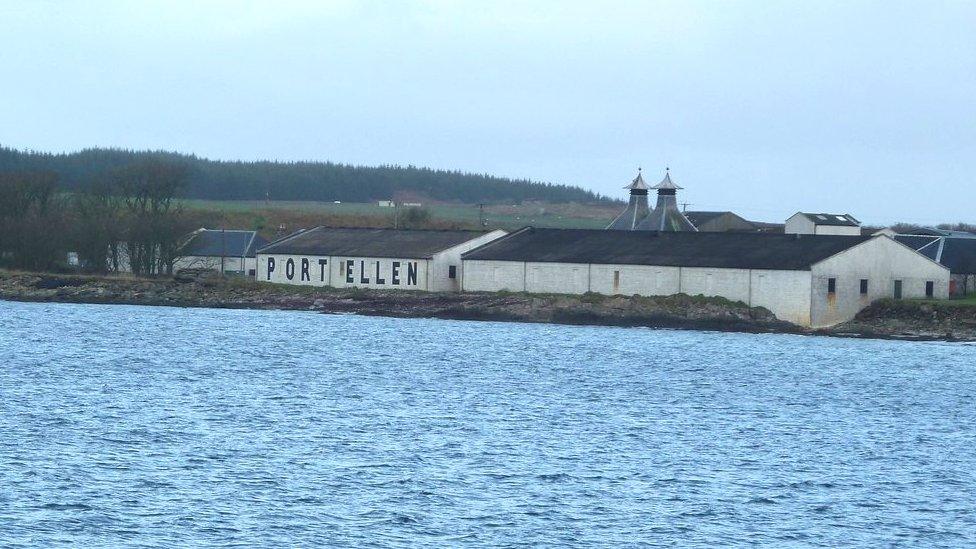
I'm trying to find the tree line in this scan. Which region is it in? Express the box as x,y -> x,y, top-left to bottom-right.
0,161 -> 196,275
0,146 -> 614,205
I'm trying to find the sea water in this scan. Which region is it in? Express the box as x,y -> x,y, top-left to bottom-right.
1,300 -> 974,547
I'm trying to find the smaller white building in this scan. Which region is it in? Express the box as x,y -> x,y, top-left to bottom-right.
173,229 -> 268,276
256,227 -> 506,292
785,212 -> 862,236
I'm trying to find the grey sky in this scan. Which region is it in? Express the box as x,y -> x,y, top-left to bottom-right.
1,1 -> 973,224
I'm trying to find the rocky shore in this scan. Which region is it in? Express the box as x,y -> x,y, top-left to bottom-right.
827,299 -> 976,342
2,271 -> 974,341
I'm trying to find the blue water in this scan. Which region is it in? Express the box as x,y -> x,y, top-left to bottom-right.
1,301 -> 975,547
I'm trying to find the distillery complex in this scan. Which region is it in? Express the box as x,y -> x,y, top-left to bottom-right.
176,169 -> 973,329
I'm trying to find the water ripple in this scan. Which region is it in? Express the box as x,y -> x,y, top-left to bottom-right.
1,300 -> 975,547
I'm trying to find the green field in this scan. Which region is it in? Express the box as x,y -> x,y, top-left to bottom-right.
946,294 -> 976,306
181,199 -> 615,230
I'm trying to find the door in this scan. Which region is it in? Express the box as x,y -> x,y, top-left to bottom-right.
894,279 -> 903,299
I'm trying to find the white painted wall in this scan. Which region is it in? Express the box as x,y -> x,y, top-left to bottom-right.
814,225 -> 862,236
785,213 -> 816,235
809,236 -> 950,327
428,230 -> 507,292
749,270 -> 812,326
461,259 -> 817,326
257,254 -> 430,290
255,231 -> 505,292
462,259 -> 526,292
589,264 -> 680,295
680,267 -> 751,303
524,262 -> 589,294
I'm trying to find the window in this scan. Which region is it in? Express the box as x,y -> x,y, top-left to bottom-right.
860,279 -> 868,295
827,277 -> 836,294
894,280 -> 903,299
926,281 -> 934,297
448,265 -> 457,279
248,269 -> 256,277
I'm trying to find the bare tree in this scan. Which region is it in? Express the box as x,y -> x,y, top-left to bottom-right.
112,160 -> 191,276
0,171 -> 67,271
71,180 -> 125,272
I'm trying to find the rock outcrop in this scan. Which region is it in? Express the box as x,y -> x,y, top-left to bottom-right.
828,299 -> 976,341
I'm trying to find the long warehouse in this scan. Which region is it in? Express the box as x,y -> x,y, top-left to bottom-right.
461,228 -> 949,327
257,227 -> 506,292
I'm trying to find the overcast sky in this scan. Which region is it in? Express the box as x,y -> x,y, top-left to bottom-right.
1,1 -> 973,224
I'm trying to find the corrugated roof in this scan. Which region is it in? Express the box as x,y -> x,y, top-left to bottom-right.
463,227 -> 875,270
256,227 -> 491,259
181,229 -> 268,258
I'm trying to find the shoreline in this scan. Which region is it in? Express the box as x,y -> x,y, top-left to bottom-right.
2,271 -> 974,342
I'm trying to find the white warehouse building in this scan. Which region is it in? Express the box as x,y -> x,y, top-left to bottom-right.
256,227 -> 506,292
461,228 -> 949,328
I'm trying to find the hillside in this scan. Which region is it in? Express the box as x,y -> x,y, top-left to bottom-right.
0,146 -> 612,205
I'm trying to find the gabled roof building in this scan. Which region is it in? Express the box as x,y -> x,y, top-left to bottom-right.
256,227 -> 506,292
785,212 -> 861,236
461,227 -> 948,327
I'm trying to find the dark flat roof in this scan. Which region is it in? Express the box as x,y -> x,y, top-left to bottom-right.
462,227 -> 874,270
182,229 -> 268,258
256,227 -> 491,259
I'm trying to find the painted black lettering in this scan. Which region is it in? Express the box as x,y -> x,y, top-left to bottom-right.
345,260 -> 354,283
319,259 -> 328,282
391,261 -> 400,285
375,261 -> 385,285
407,262 -> 418,286
285,258 -> 295,280
301,258 -> 310,281
359,260 -> 370,284
266,257 -> 275,280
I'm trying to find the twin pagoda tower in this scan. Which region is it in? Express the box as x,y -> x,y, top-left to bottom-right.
606,168 -> 697,232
